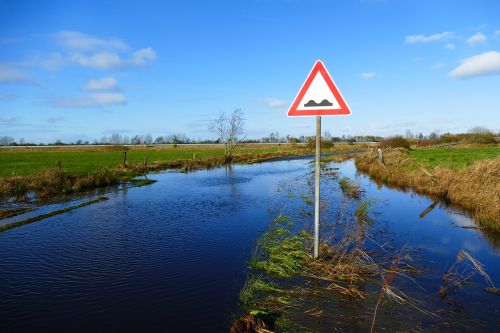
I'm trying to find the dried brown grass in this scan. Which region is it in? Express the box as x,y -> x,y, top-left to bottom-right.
0,169 -> 119,198
355,149 -> 500,230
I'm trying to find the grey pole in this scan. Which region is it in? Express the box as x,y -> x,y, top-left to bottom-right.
314,116 -> 321,259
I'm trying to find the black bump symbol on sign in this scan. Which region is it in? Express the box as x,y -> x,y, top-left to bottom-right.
304,99 -> 333,107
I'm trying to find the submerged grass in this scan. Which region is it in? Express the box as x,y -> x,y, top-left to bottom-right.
233,189 -> 438,331
0,196 -> 109,232
233,205 -> 383,331
355,147 -> 500,230
128,178 -> 157,187
0,207 -> 32,220
232,215 -> 313,331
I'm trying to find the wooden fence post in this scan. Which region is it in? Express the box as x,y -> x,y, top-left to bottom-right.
377,148 -> 385,165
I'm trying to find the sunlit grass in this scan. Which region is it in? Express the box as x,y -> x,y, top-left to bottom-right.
409,147 -> 499,169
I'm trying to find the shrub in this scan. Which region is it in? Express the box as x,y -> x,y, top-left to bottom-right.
306,137 -> 335,150
379,136 -> 411,149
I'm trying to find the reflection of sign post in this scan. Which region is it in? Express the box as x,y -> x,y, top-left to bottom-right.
288,60 -> 351,259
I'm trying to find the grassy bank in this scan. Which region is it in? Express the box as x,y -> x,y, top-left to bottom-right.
0,144 -> 366,177
0,144 -> 285,177
0,145 -> 365,200
355,146 -> 500,230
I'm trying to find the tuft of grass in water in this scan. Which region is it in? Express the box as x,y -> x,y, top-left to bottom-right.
251,229 -> 311,278
339,176 -> 362,198
300,193 -> 313,205
0,197 -> 109,232
235,212 -> 375,330
239,275 -> 283,308
250,215 -> 311,279
129,178 -> 157,187
355,200 -> 373,224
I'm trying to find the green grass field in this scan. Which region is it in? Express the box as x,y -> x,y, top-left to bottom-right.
409,146 -> 500,169
0,145 -> 288,177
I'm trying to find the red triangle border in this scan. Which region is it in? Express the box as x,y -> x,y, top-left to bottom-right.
287,60 -> 351,117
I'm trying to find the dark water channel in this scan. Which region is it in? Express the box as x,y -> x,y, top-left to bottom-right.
0,158 -> 499,332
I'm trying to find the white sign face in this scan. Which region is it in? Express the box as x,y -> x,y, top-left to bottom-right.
296,71 -> 341,111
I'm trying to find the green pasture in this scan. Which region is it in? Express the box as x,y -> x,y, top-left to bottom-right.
409,146 -> 500,169
0,146 -> 284,177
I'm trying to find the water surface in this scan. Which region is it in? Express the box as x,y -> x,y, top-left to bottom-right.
0,158 -> 499,332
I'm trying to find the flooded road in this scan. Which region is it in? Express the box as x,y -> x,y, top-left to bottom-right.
1,158 -> 499,332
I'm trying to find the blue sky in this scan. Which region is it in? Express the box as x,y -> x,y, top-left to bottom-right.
0,0 -> 499,143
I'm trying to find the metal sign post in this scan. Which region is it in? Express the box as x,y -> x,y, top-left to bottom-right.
314,116 -> 321,259
287,60 -> 351,260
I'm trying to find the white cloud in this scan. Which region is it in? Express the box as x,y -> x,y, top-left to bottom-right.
264,98 -> 287,108
47,116 -> 65,123
405,32 -> 454,44
360,72 -> 376,79
71,52 -> 122,70
431,63 -> 445,70
0,64 -> 30,84
444,43 -> 456,50
71,47 -> 156,70
42,53 -> 66,70
0,116 -> 16,122
132,47 -> 156,65
42,32 -> 156,71
495,30 -> 500,37
53,31 -> 128,51
450,51 -> 500,79
84,77 -> 118,90
466,32 -> 487,45
52,92 -> 126,108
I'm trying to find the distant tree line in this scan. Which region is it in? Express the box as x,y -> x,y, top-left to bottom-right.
0,127 -> 497,146
378,127 -> 499,149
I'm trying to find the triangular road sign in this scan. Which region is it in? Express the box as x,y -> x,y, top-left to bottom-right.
288,60 -> 351,117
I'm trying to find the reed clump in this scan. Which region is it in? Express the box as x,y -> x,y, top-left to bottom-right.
355,149 -> 500,230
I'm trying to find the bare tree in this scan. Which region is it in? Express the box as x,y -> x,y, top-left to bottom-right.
110,133 -> 123,144
0,136 -> 15,146
208,108 -> 246,161
468,126 -> 492,135
144,133 -> 153,145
